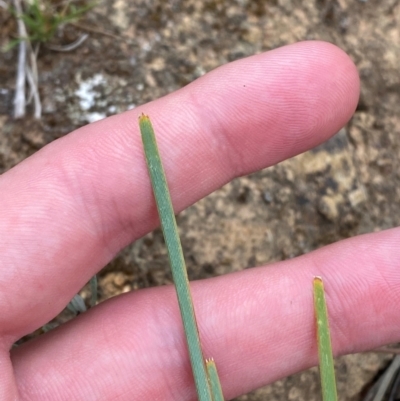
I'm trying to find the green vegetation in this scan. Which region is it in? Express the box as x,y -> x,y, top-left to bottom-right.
314,277 -> 338,401
139,114 -> 341,401
139,114 -> 224,401
8,0 -> 94,49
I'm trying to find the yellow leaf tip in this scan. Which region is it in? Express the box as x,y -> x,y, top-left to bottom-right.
139,113 -> 150,122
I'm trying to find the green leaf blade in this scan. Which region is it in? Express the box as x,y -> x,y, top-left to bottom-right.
139,114 -> 214,401
206,359 -> 224,401
313,277 -> 338,401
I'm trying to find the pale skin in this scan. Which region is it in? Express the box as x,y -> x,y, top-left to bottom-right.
1,41 -> 397,400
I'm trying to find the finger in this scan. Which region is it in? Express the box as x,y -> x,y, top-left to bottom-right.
0,41 -> 359,340
11,227 -> 400,401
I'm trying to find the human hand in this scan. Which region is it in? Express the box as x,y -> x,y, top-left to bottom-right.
2,41 -> 389,401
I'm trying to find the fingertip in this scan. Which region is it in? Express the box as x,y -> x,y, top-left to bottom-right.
311,40 -> 360,117
191,40 -> 360,174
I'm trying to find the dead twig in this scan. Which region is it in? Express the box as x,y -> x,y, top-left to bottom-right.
45,33 -> 89,52
362,356 -> 400,401
11,2 -> 42,119
26,44 -> 38,100
13,0 -> 27,118
372,356 -> 400,401
25,64 -> 41,119
367,347 -> 400,355
71,21 -> 128,42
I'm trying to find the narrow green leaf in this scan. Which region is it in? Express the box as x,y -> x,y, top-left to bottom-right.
67,294 -> 87,314
313,277 -> 338,401
206,359 -> 224,401
139,114 -> 214,401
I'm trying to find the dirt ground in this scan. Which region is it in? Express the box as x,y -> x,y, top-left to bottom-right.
1,0 -> 400,400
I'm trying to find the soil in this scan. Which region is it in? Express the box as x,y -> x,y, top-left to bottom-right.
1,0 -> 400,400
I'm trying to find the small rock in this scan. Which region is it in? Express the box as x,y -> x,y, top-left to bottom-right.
113,272 -> 126,288
318,195 -> 339,221
262,190 -> 273,204
122,284 -> 131,293
349,187 -> 367,208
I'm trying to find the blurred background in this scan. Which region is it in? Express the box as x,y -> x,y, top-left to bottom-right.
1,1 -> 400,400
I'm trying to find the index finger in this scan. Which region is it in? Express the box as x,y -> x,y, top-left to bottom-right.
0,41 -> 359,341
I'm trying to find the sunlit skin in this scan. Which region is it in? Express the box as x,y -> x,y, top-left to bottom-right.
2,41 -> 397,401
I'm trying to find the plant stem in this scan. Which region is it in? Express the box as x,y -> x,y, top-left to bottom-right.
139,114 -> 214,401
206,359 -> 224,401
313,277 -> 338,401
13,0 -> 27,118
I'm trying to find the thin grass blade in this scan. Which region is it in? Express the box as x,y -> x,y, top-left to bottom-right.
313,277 -> 338,401
206,359 -> 224,401
139,114 -> 213,401
67,294 -> 86,314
